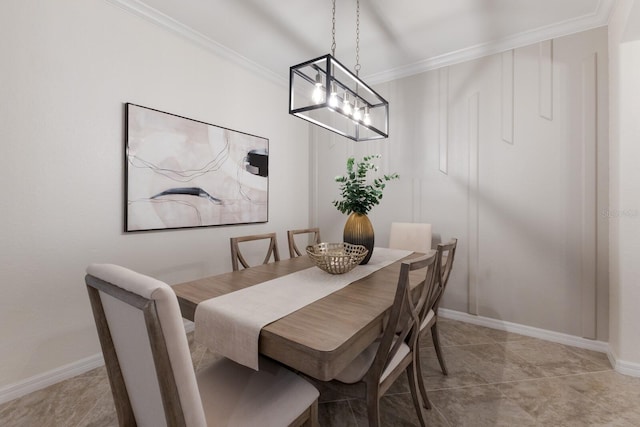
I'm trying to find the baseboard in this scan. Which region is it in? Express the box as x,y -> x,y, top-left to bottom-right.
439,309 -> 638,377
0,320 -> 195,405
438,308 -> 610,353
0,353 -> 104,405
607,349 -> 640,378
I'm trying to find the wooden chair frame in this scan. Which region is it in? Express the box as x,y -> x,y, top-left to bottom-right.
415,237 -> 458,409
287,228 -> 321,258
230,232 -> 280,271
307,253 -> 438,427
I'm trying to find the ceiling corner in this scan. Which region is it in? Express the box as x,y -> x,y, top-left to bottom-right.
103,0 -> 287,87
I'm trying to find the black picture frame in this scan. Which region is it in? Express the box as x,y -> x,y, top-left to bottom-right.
125,103 -> 269,232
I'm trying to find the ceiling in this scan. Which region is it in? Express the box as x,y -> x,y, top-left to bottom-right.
113,0 -> 614,84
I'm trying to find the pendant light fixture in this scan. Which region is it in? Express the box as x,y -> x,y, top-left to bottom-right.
289,0 -> 389,141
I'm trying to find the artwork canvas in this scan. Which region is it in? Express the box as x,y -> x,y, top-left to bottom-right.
125,104 -> 268,231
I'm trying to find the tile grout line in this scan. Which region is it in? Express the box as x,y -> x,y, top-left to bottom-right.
384,391 -> 455,426
345,398 -> 360,426
0,399 -> 16,419
431,400 -> 454,427
493,379 -> 540,425
318,397 -> 352,404
490,368 -> 624,426
73,389 -> 111,427
428,336 -> 534,350
424,367 -> 615,393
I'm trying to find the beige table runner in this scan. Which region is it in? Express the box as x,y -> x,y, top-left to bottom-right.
194,247 -> 412,370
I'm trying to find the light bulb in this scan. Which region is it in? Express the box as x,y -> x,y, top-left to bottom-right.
352,101 -> 362,121
312,86 -> 323,103
328,83 -> 338,108
363,106 -> 371,125
311,72 -> 324,103
342,93 -> 352,115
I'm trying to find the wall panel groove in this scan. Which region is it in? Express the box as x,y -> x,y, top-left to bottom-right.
539,40 -> 554,120
439,67 -> 449,174
580,52 -> 598,339
468,92 -> 480,315
501,50 -> 515,144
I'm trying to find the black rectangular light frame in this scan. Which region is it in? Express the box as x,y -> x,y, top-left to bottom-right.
289,54 -> 389,141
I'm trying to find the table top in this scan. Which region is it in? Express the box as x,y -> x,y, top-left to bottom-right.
172,252 -> 419,381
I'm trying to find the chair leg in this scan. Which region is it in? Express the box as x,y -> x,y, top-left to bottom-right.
365,385 -> 381,427
299,398 -> 319,427
406,363 -> 427,427
414,343 -> 432,410
431,321 -> 448,375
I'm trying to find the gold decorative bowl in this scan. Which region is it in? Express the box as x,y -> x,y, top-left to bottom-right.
306,242 -> 369,274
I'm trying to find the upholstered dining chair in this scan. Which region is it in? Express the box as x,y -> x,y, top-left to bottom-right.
230,232 -> 280,271
287,228 -> 321,258
304,252 -> 438,427
415,238 -> 458,409
85,263 -> 319,427
388,222 -> 432,254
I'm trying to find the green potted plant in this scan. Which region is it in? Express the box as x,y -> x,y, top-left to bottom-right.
333,154 -> 399,264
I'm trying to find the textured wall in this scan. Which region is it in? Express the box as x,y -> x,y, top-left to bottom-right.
0,0 -> 310,388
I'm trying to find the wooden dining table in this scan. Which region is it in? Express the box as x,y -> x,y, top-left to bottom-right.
172,251 -> 421,381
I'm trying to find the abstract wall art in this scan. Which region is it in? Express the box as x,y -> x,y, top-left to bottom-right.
125,103 -> 268,232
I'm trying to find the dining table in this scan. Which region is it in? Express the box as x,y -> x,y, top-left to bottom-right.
172,249 -> 422,381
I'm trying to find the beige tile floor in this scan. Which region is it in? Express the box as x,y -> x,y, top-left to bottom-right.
2,318 -> 639,426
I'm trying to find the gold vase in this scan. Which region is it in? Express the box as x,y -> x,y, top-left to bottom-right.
343,212 -> 374,264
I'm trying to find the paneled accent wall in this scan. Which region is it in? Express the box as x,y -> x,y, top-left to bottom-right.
312,27 -> 609,340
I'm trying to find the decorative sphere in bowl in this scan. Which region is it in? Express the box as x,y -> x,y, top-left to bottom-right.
305,242 -> 368,274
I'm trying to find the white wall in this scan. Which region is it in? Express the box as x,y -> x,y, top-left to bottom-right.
608,0 -> 640,372
313,27 -> 609,340
0,0 -> 309,388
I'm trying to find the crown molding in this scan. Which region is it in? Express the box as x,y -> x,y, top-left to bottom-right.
104,0 -> 287,87
365,0 -> 616,84
105,0 -> 615,87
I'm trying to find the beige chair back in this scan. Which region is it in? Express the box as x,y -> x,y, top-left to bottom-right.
389,222 -> 432,254
287,228 -> 321,258
85,264 -> 206,427
230,232 -> 280,271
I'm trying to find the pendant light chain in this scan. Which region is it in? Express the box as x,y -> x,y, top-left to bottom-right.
331,0 -> 336,57
354,0 -> 361,76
